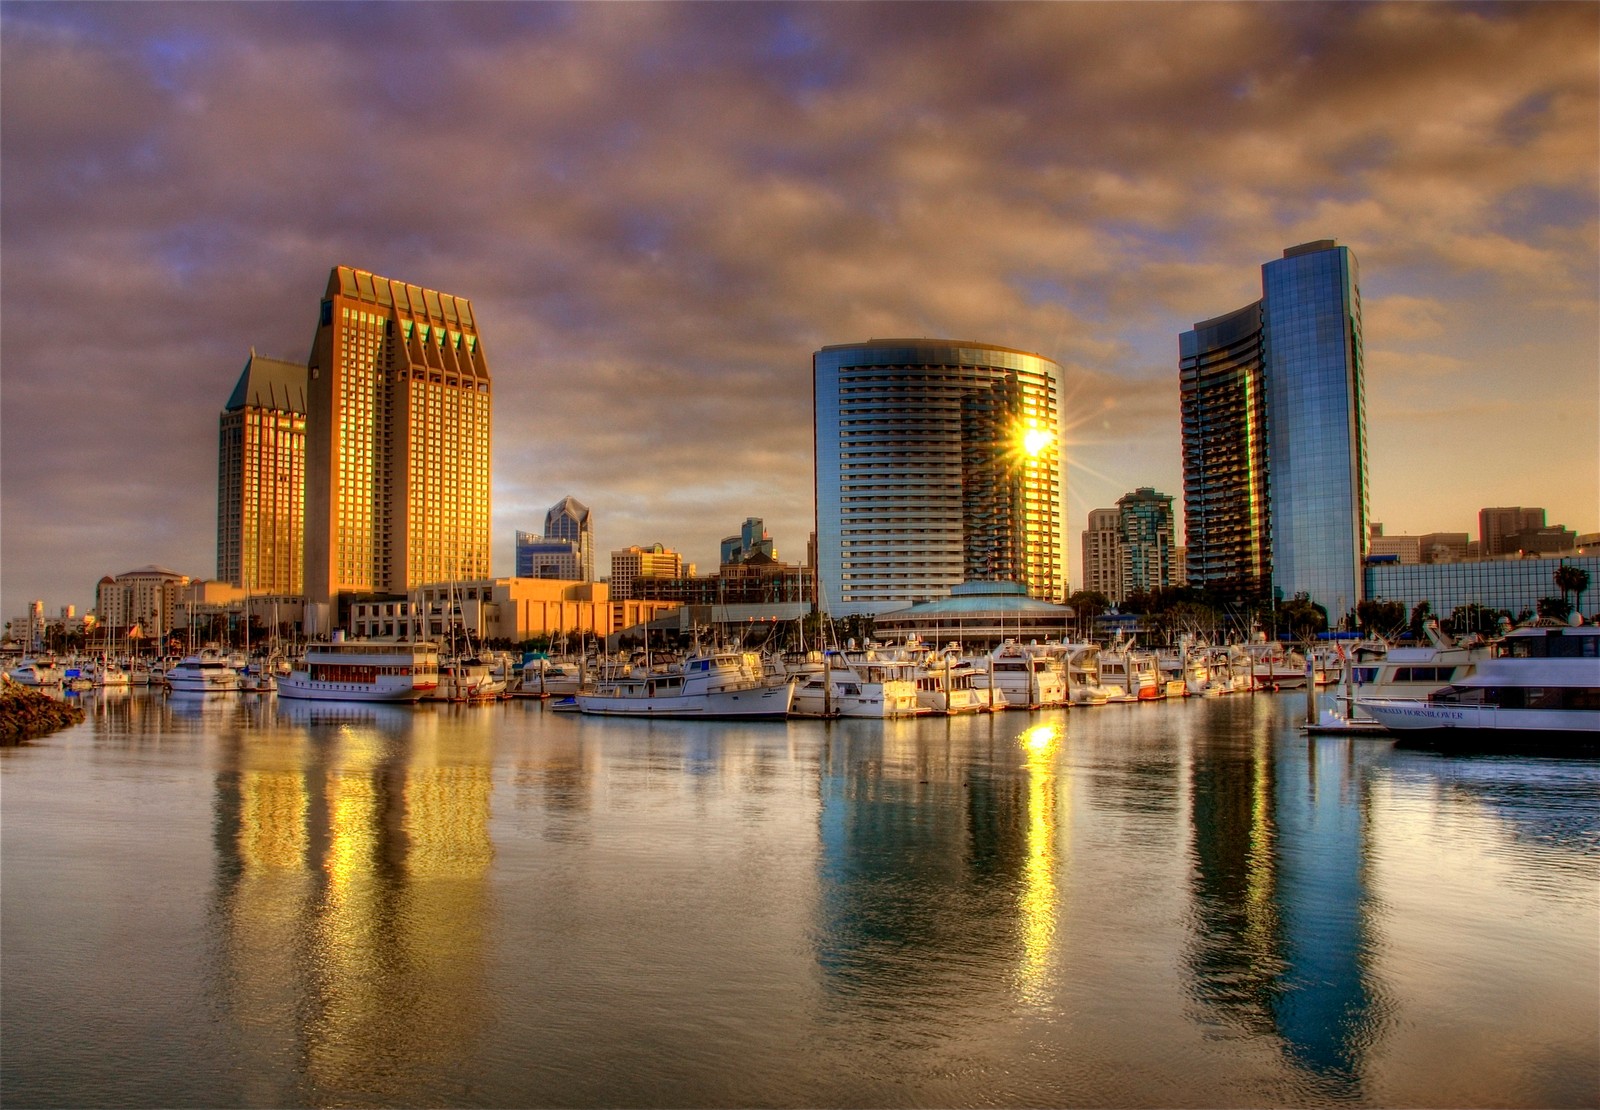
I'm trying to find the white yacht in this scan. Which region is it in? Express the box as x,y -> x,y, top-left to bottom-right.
576,650 -> 795,719
278,639 -> 440,702
426,655 -> 508,702
1360,620 -> 1599,748
165,647 -> 240,694
788,651 -> 924,719
1312,624 -> 1493,733
6,657 -> 64,687
1097,640 -> 1161,702
86,657 -> 132,688
978,641 -> 1067,709
914,651 -> 1004,715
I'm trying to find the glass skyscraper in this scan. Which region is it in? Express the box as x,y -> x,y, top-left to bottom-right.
305,267 -> 492,615
1180,241 -> 1366,616
814,339 -> 1065,616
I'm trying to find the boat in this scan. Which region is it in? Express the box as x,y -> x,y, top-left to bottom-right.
6,657 -> 63,687
576,649 -> 794,719
1359,620 -> 1600,749
165,646 -> 241,693
278,638 -> 441,702
1048,643 -> 1110,706
788,651 -> 924,719
1097,639 -> 1161,701
513,657 -> 587,699
1311,623 -> 1492,734
427,655 -> 508,702
914,649 -> 1005,715
978,641 -> 1067,709
86,656 -> 132,688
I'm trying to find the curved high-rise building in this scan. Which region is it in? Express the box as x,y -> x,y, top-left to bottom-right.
1180,240 -> 1366,615
814,339 -> 1065,616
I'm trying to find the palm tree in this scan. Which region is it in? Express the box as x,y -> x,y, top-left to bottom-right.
1554,564 -> 1590,615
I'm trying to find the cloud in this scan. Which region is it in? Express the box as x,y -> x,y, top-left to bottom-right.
2,1 -> 1596,620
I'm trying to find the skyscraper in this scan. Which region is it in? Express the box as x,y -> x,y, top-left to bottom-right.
1081,508 -> 1122,600
609,543 -> 684,601
721,517 -> 775,565
1117,487 -> 1176,599
1478,507 -> 1545,556
304,267 -> 492,615
218,350 -> 307,595
814,339 -> 1065,616
543,496 -> 593,581
1180,241 -> 1366,614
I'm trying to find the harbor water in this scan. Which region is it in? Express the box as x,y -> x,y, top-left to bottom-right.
3,689 -> 1597,1108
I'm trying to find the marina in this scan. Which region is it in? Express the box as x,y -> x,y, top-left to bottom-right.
2,684 -> 1596,1108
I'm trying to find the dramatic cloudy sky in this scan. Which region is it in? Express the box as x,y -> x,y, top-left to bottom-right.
2,1 -> 1596,621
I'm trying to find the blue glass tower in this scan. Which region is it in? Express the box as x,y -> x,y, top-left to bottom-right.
1180,241 -> 1366,616
1262,242 -> 1366,615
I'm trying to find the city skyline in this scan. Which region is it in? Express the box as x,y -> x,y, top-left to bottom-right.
3,2 -> 1596,621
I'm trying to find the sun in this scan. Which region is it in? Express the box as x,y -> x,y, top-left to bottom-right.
1022,428 -> 1054,457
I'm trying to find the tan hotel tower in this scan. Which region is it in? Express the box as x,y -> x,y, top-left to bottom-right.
305,267 -> 492,621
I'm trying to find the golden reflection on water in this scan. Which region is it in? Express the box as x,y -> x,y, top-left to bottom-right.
1015,722 -> 1061,1003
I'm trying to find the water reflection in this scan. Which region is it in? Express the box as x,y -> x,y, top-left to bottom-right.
10,689 -> 1590,1106
813,714 -> 1058,1026
1185,702 -> 1384,1096
208,702 -> 494,1105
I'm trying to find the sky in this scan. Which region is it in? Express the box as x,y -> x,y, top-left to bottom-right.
2,1 -> 1596,624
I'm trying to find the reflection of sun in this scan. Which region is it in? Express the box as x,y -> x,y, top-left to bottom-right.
1023,428 -> 1054,457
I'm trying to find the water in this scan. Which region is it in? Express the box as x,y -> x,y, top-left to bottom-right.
3,690 -> 1597,1108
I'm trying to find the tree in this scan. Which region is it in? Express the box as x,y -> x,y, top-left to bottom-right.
1554,564 -> 1591,615
1407,601 -> 1433,640
1356,599 -> 1406,638
1279,592 -> 1328,641
1446,603 -> 1503,638
1536,595 -> 1574,620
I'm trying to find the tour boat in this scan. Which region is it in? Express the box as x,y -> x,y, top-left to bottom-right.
164,647 -> 240,694
278,639 -> 440,702
1359,620 -> 1599,749
1312,623 -> 1493,734
576,650 -> 794,719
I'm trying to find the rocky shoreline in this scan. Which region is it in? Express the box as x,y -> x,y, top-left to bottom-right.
0,681 -> 86,745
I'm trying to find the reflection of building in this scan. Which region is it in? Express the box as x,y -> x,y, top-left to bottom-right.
304,267 -> 493,619
210,711 -> 495,1103
218,350 -> 307,595
1185,714 -> 1376,1090
815,722 -> 1055,1007
1182,241 -> 1367,613
814,339 -> 1066,615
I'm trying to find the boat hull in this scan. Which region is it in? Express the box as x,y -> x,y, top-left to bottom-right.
1359,698 -> 1600,751
278,677 -> 433,702
576,684 -> 794,719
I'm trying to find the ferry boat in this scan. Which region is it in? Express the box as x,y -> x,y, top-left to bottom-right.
575,650 -> 794,719
1359,620 -> 1600,749
278,639 -> 441,702
1312,624 -> 1493,734
165,647 -> 240,694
